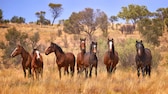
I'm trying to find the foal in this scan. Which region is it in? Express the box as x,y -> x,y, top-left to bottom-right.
31,49 -> 43,80
11,45 -> 32,78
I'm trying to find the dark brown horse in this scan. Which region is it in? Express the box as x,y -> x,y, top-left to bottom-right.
83,41 -> 98,78
31,49 -> 43,80
104,38 -> 119,74
10,45 -> 32,78
45,42 -> 75,79
135,40 -> 152,77
77,38 -> 86,74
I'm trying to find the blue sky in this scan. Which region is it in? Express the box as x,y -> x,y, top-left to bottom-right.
0,0 -> 168,23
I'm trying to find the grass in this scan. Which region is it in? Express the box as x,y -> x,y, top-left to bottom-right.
0,65 -> 168,94
0,23 -> 168,94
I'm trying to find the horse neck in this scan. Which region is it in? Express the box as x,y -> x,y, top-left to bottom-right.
109,45 -> 115,57
54,50 -> 65,60
81,49 -> 86,55
20,48 -> 29,60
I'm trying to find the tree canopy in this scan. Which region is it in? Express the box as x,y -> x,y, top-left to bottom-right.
117,4 -> 151,24
48,3 -> 63,25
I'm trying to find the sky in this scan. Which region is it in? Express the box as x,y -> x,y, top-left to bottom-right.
0,0 -> 168,23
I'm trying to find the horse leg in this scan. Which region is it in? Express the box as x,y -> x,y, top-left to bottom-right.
95,67 -> 97,77
23,67 -> 26,78
70,66 -> 74,77
141,67 -> 145,77
89,66 -> 93,77
28,68 -> 31,78
85,68 -> 88,78
77,64 -> 80,74
137,67 -> 140,77
58,67 -> 61,79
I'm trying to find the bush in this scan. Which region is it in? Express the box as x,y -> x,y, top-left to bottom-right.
117,38 -> 137,69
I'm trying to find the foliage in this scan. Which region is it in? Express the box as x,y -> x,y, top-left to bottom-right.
48,3 -> 63,25
137,18 -> 163,46
11,16 -> 25,23
117,4 -> 151,23
35,11 -> 46,26
63,8 -> 108,41
96,11 -> 109,37
116,38 -> 137,68
29,32 -> 40,49
109,15 -> 118,30
1,27 -> 29,64
0,9 -> 3,23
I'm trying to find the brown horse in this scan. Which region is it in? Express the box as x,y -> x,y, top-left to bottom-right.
45,42 -> 75,79
31,49 -> 43,80
77,38 -> 86,74
83,41 -> 98,78
135,40 -> 152,77
104,38 -> 119,74
10,45 -> 32,78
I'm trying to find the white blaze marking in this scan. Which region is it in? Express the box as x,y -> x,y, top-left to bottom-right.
36,50 -> 40,59
109,41 -> 113,50
11,48 -> 18,56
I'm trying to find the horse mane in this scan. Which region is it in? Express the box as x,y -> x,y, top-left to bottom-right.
51,42 -> 64,54
112,43 -> 115,54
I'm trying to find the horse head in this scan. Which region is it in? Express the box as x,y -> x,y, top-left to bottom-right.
45,42 -> 55,55
11,45 -> 23,57
33,49 -> 41,60
90,41 -> 97,54
80,38 -> 86,52
107,38 -> 114,53
136,40 -> 145,56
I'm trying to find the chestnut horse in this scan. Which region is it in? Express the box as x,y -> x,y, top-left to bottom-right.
31,49 -> 43,80
11,45 -> 32,78
45,42 -> 75,79
83,41 -> 98,78
77,38 -> 86,74
104,38 -> 119,74
135,40 -> 152,77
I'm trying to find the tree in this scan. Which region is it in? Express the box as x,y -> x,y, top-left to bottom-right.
137,18 -> 163,46
29,32 -> 40,49
49,3 -> 63,25
0,9 -> 3,23
35,11 -> 46,26
156,8 -> 168,32
11,16 -> 25,23
0,27 -> 29,64
117,4 -> 151,24
63,8 -> 108,40
109,16 -> 118,30
97,11 -> 109,37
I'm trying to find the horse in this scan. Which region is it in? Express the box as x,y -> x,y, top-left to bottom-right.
77,38 -> 86,74
45,42 -> 75,79
135,40 -> 152,77
31,49 -> 43,80
104,38 -> 119,74
10,45 -> 32,78
82,41 -> 98,78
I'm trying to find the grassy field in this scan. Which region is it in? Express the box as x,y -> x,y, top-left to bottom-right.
0,24 -> 168,94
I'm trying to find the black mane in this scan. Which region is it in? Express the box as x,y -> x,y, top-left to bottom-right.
51,42 -> 64,54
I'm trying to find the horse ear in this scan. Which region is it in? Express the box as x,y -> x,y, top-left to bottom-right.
140,40 -> 142,43
136,40 -> 138,43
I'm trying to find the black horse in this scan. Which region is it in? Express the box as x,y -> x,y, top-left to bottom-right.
135,40 -> 152,77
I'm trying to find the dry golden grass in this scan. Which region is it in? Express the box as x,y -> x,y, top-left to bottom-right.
0,24 -> 168,94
